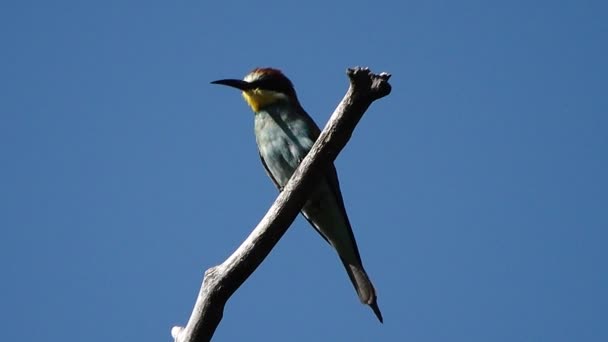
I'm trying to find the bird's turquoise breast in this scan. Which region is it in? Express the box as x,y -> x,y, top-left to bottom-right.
254,103 -> 316,187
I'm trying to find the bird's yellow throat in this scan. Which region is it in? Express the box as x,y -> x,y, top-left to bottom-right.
242,89 -> 283,112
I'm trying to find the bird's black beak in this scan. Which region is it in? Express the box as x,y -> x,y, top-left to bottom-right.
210,79 -> 253,91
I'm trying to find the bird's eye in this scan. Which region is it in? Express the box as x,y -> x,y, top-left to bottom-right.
255,79 -> 273,91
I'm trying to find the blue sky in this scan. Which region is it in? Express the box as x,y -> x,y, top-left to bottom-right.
1,1 -> 607,341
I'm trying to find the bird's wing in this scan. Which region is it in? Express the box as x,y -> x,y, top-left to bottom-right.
257,144 -> 330,248
297,108 -> 364,265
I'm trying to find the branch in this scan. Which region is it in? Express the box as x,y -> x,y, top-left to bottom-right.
172,67 -> 392,342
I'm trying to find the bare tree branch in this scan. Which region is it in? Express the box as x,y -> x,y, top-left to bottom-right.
172,67 -> 392,342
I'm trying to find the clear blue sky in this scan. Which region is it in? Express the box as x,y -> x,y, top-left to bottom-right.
1,1 -> 606,341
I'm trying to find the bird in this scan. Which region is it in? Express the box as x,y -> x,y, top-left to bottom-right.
211,67 -> 382,322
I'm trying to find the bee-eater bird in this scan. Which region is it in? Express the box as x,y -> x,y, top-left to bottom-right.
211,68 -> 382,322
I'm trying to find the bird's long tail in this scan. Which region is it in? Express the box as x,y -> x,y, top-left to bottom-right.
342,260 -> 383,323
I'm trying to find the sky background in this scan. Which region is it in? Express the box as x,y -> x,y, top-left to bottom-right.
1,1 -> 607,341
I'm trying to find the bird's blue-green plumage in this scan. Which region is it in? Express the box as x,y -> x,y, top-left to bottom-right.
254,101 -> 362,261
254,101 -> 382,322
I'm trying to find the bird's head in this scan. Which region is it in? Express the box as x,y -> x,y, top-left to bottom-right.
211,67 -> 299,112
